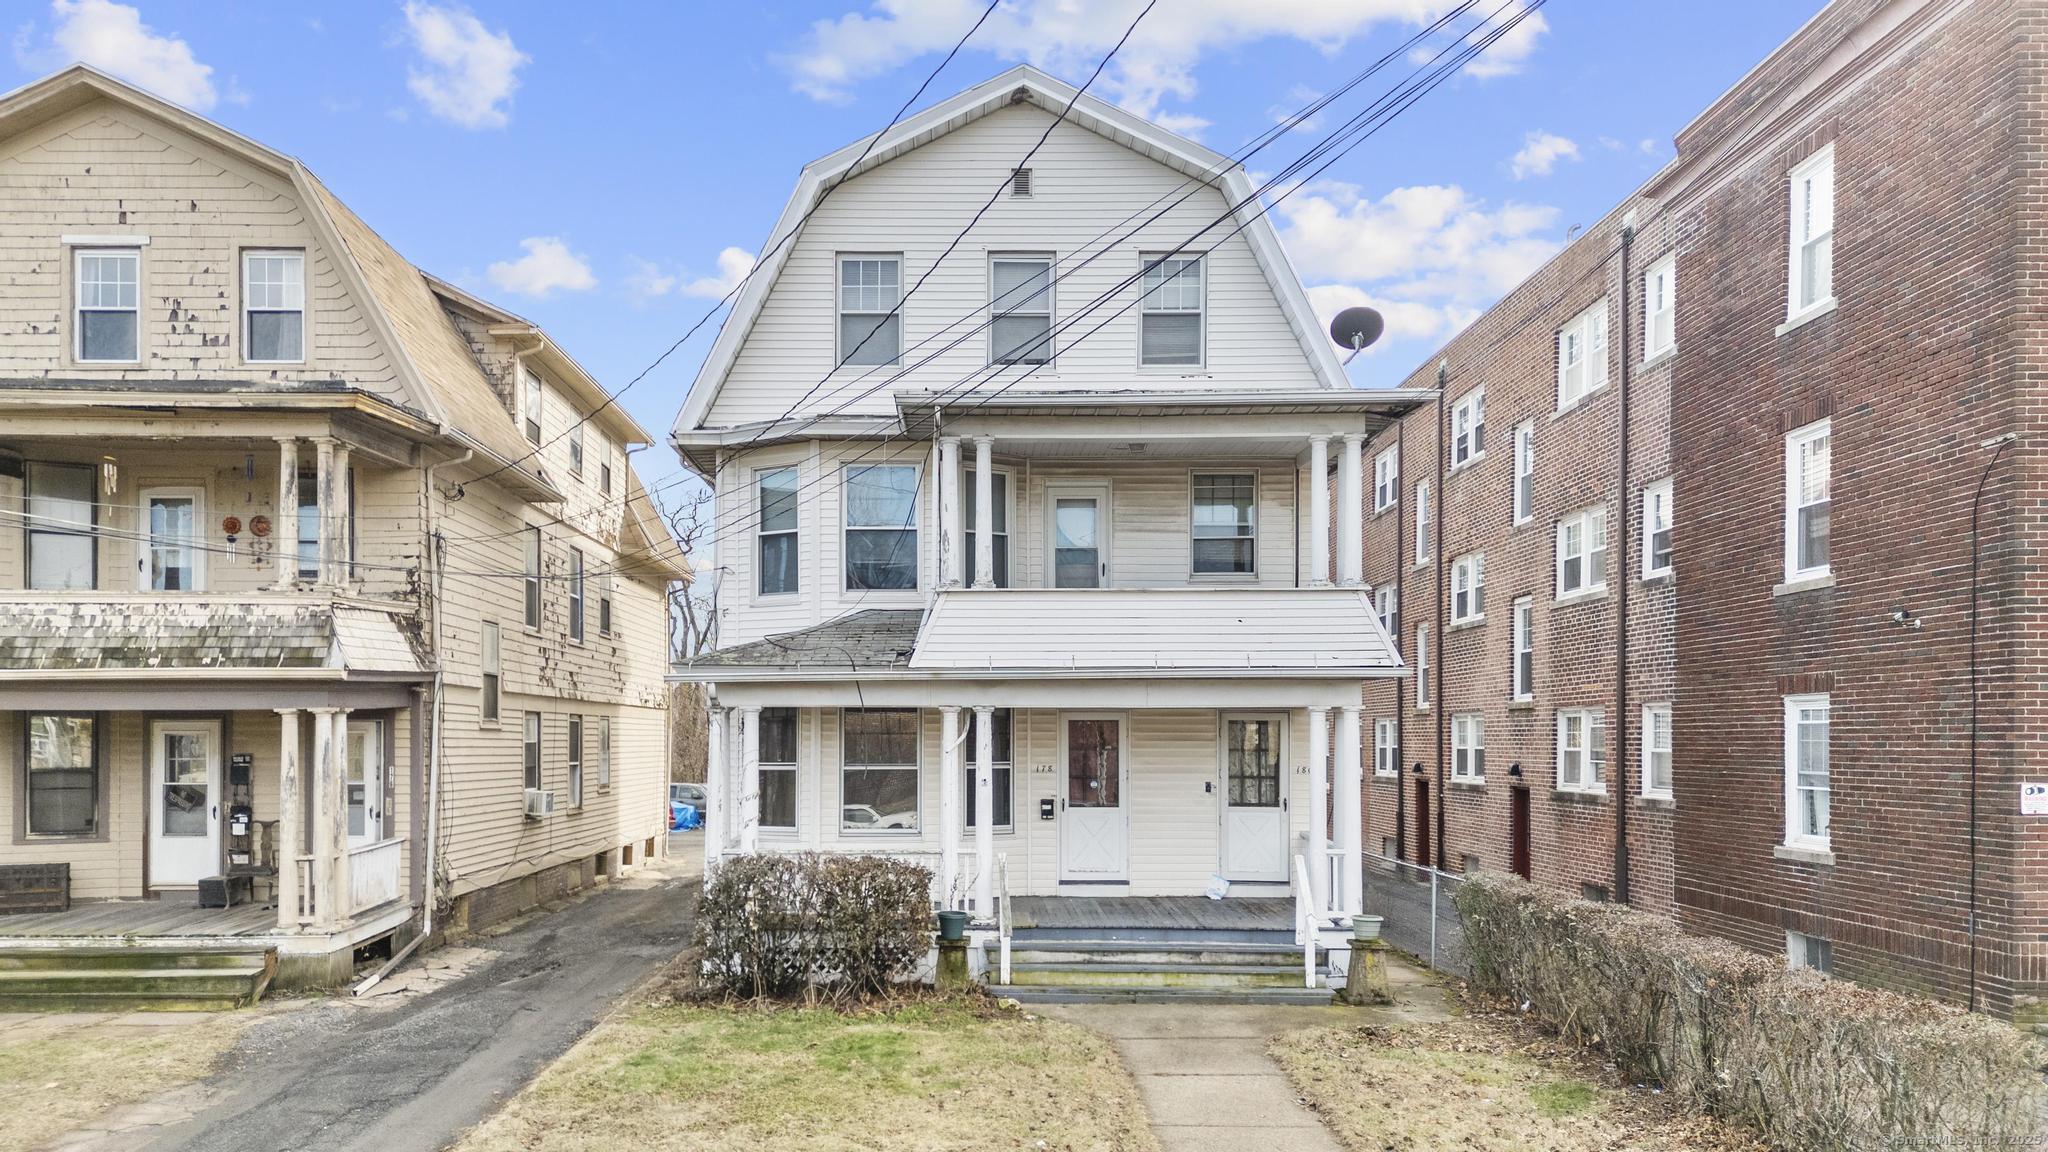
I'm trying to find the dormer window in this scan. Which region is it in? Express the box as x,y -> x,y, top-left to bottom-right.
243,250 -> 305,362
76,249 -> 140,363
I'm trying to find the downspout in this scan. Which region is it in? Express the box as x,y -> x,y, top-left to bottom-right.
1967,431 -> 2018,1012
1434,360 -> 1448,872
1614,217 -> 1635,905
1393,421 -> 1406,863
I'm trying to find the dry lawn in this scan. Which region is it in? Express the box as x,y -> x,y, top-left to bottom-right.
1272,1007 -> 1766,1152
453,994 -> 1160,1152
0,1012 -> 250,1151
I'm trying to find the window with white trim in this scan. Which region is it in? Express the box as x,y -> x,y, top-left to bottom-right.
838,255 -> 902,366
964,466 -> 1010,587
757,466 -> 799,596
26,462 -> 95,590
1451,553 -> 1485,623
1556,708 -> 1605,793
990,254 -> 1053,365
1415,625 -> 1430,710
522,712 -> 542,792
1642,703 -> 1672,799
1513,421 -> 1534,525
1414,481 -> 1431,566
1784,694 -> 1829,850
1643,479 -> 1673,579
1191,473 -> 1256,576
1511,597 -> 1533,701
1451,713 -> 1484,782
1140,253 -> 1204,366
569,421 -> 584,477
524,527 -> 542,629
1373,718 -> 1398,778
964,709 -> 1013,830
1787,929 -> 1833,975
75,248 -> 139,362
1644,254 -> 1675,358
1556,507 -> 1608,598
841,708 -> 919,832
843,463 -> 919,591
1450,387 -> 1485,468
1785,419 -> 1831,582
761,707 -> 797,831
1375,585 -> 1399,635
1788,144 -> 1835,318
598,716 -> 612,789
567,715 -> 584,808
25,713 -> 98,837
1373,446 -> 1399,513
568,547 -> 585,642
523,371 -> 543,445
480,622 -> 501,724
1555,299 -> 1609,411
242,250 -> 304,363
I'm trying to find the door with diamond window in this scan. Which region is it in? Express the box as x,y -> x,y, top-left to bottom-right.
1059,715 -> 1126,881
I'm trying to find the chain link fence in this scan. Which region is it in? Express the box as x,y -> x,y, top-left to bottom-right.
1362,854 -> 1469,978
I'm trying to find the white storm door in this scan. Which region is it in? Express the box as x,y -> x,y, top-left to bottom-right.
1059,714 -> 1127,881
1046,484 -> 1110,589
1220,713 -> 1288,882
147,719 -> 222,888
346,720 -> 386,847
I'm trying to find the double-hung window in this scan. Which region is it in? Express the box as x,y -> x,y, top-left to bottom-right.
963,467 -> 1009,586
990,254 -> 1053,365
1450,388 -> 1485,468
523,371 -> 543,445
1643,703 -> 1672,799
75,248 -> 139,362
1414,481 -> 1431,566
1644,254 -> 1675,358
1556,507 -> 1608,598
25,713 -> 98,837
25,462 -> 95,590
1451,553 -> 1485,623
964,709 -> 1013,830
243,250 -> 304,362
838,254 -> 902,367
1643,479 -> 1674,579
843,464 -> 919,590
841,708 -> 918,832
568,548 -> 586,641
567,716 -> 584,807
756,466 -> 800,596
1373,718 -> 1398,778
524,527 -> 542,629
1191,473 -> 1256,576
1555,299 -> 1609,411
1556,709 -> 1605,793
1788,144 -> 1835,318
480,622 -> 501,723
1375,586 -> 1399,635
1512,422 -> 1535,525
1510,597 -> 1534,701
1139,253 -> 1203,367
600,461 -> 613,497
1373,447 -> 1399,513
1451,714 -> 1484,782
1785,419 -> 1831,582
569,422 -> 584,477
1784,694 -> 1830,850
522,712 -> 542,792
599,579 -> 613,636
1414,625 -> 1430,710
760,707 -> 797,831
597,716 -> 612,789
142,489 -> 200,591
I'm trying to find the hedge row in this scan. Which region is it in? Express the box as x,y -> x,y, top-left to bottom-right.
1455,872 -> 2047,1151
694,852 -> 933,1001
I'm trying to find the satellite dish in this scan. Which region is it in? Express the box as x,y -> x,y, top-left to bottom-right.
1329,306 -> 1384,364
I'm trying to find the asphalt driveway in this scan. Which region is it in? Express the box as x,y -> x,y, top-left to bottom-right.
132,840 -> 699,1152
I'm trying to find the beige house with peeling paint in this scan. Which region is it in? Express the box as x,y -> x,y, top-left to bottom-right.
0,66 -> 684,992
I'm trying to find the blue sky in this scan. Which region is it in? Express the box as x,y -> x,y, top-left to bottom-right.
9,0 -> 1820,513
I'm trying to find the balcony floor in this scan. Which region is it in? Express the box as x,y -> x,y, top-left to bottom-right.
0,899 -> 277,940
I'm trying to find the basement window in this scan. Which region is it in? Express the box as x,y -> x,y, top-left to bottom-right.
1787,929 -> 1833,975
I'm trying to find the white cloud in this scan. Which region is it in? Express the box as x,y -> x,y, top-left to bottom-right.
624,257 -> 677,300
1462,2 -> 1547,78
401,2 -> 527,129
30,0 -> 217,110
680,247 -> 757,299
486,237 -> 595,298
777,1 -> 1512,134
1509,130 -> 1578,180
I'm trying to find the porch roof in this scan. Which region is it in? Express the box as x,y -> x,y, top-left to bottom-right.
684,609 -> 923,673
0,595 -> 431,678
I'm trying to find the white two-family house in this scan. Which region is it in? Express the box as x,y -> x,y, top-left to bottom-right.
673,67 -> 1420,925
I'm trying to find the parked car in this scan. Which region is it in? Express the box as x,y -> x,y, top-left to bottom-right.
671,782 -> 706,808
841,804 -> 916,830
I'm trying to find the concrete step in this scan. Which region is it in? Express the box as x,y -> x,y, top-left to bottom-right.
989,982 -> 1335,1006
0,953 -> 273,1011
1000,960 -> 1312,990
1011,926 -> 1297,945
0,946 -> 274,971
986,939 -> 1326,967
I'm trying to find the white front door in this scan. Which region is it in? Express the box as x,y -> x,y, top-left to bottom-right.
1220,713 -> 1288,882
147,719 -> 221,888
1046,484 -> 1110,589
1060,714 -> 1127,881
346,720 -> 385,847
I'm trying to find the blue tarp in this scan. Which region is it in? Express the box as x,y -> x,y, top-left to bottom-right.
670,801 -> 702,831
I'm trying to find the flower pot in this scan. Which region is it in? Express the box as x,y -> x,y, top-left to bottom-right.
936,909 -> 970,941
1351,914 -> 1385,943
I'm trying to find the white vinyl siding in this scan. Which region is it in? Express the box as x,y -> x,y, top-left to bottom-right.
1643,479 -> 1673,579
838,254 -> 903,367
1643,253 -> 1675,358
75,248 -> 140,362
1556,507 -> 1608,599
1450,387 -> 1485,469
1556,709 -> 1605,793
1555,299 -> 1609,411
1784,694 -> 1830,850
1788,144 -> 1835,319
1512,421 -> 1534,525
1140,253 -> 1204,367
1785,419 -> 1831,583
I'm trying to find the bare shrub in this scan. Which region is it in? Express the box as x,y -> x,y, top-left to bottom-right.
694,853 -> 933,1001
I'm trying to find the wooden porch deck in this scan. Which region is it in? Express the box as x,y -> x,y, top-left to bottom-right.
0,900 -> 278,939
1009,896 -> 1293,933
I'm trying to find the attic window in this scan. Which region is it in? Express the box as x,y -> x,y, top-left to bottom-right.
1010,168 -> 1033,198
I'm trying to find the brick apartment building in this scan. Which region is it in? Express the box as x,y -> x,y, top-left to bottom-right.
1358,0 -> 2048,1020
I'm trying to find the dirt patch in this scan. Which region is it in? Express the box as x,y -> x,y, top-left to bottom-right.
0,1011 -> 252,1151
1270,1001 -> 1766,1152
452,990 -> 1160,1152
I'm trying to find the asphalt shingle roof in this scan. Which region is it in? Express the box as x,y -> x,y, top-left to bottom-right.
688,610 -> 923,670
0,600 -> 429,674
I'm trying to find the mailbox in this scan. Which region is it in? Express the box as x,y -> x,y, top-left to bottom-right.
1039,797 -> 1056,821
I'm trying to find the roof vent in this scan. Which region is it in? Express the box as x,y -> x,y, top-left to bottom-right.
1010,167 -> 1033,198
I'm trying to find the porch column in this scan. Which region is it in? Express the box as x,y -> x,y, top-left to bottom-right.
1307,706 -> 1331,914
938,437 -> 963,588
738,706 -> 762,854
1308,435 -> 1331,588
331,444 -> 352,586
704,706 -> 726,872
972,705 -> 994,913
938,706 -> 962,908
329,708 -> 353,928
312,437 -> 337,588
971,437 -> 995,589
275,709 -> 302,931
1335,704 -> 1364,916
1337,433 -> 1364,587
307,707 -> 339,930
274,438 -> 299,589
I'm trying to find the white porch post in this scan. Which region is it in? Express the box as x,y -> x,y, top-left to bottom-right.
938,437 -> 963,588
1335,704 -> 1364,916
313,438 -> 337,588
1307,706 -> 1331,913
275,709 -> 301,930
1308,435 -> 1331,588
332,444 -> 352,585
972,705 -> 994,913
939,706 -> 962,908
704,706 -> 726,872
274,439 -> 299,590
971,437 -> 995,589
1337,433 -> 1364,587
330,708 -> 352,926
307,706 -> 338,929
739,706 -> 762,854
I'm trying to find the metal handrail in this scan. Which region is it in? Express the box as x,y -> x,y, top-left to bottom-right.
1292,853 -> 1317,989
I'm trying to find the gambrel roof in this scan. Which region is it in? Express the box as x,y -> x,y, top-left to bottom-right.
672,64 -> 1350,437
